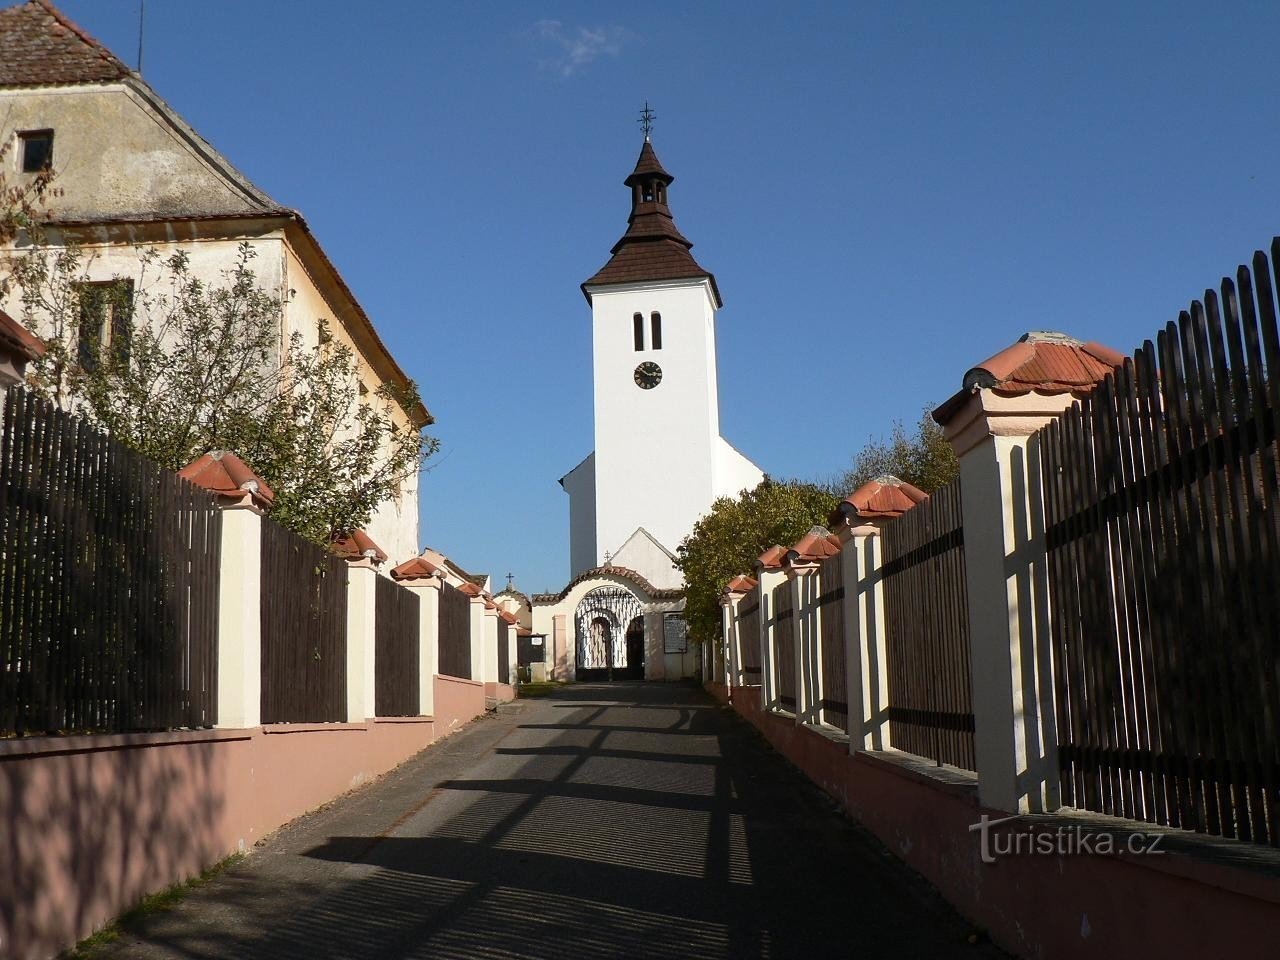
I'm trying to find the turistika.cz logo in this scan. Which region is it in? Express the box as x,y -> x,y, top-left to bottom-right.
969,814 -> 1166,864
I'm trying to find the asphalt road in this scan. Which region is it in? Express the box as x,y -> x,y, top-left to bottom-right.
89,683 -> 1005,960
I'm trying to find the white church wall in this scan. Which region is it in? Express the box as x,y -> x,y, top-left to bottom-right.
560,452 -> 596,577
610,528 -> 682,591
715,437 -> 765,501
590,278 -> 721,562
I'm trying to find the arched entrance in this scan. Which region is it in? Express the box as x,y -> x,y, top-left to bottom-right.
575,587 -> 645,681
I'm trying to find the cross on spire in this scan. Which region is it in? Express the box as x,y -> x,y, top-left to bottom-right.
505,572 -> 514,589
638,100 -> 656,140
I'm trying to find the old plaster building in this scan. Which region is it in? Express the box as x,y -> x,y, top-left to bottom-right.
0,0 -> 428,563
534,135 -> 763,681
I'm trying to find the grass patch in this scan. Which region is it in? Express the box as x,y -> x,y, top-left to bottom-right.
62,851 -> 246,959
516,681 -> 565,699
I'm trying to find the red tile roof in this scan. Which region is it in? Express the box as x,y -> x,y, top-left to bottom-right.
391,556 -> 442,580
329,529 -> 387,563
724,575 -> 758,594
582,140 -> 721,306
831,476 -> 928,524
785,526 -> 842,563
755,545 -> 788,570
499,610 -> 518,625
178,451 -> 273,509
458,583 -> 483,598
0,1 -> 132,87
0,308 -> 45,363
933,332 -> 1125,425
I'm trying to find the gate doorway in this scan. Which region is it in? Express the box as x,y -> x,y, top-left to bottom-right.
575,587 -> 645,682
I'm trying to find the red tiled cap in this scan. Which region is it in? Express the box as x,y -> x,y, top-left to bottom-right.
0,1 -> 132,87
755,545 -> 788,570
483,596 -> 498,610
933,332 -> 1125,425
391,555 -> 442,580
458,582 -> 483,598
785,526 -> 842,564
178,451 -> 273,508
499,610 -> 518,625
831,476 -> 928,524
724,575 -> 758,594
330,529 -> 387,563
0,308 -> 45,363
516,626 -> 534,637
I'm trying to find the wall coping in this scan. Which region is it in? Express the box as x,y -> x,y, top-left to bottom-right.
435,673 -> 484,687
261,722 -> 369,735
371,715 -> 434,725
0,727 -> 253,760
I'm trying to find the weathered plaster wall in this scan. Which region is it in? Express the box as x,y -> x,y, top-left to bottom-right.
0,83 -> 267,220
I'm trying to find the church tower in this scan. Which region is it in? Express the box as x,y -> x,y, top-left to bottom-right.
560,136 -> 763,586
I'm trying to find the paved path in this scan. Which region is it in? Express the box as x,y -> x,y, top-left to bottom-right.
93,684 -> 1004,959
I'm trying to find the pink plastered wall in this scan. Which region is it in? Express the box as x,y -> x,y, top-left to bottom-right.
0,715 -> 445,960
432,674 -> 486,739
723,685 -> 1280,960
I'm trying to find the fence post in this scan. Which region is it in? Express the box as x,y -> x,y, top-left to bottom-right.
832,513 -> 889,753
754,547 -> 787,713
344,558 -> 380,722
179,452 -> 273,731
482,601 -> 499,687
784,559 -> 820,725
935,334 -> 1114,813
468,592 -> 487,683
721,579 -> 750,691
392,562 -> 440,717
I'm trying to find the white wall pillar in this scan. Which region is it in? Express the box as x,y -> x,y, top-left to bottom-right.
345,559 -> 379,722
944,391 -> 1074,814
755,565 -> 786,712
835,522 -> 891,753
215,503 -> 263,729
482,605 -> 499,684
397,575 -> 439,716
468,596 -> 486,683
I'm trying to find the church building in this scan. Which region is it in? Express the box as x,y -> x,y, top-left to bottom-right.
533,132 -> 762,681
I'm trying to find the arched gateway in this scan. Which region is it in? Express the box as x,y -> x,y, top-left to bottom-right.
574,586 -> 645,682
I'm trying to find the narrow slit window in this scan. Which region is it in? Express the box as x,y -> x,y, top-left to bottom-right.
633,312 -> 644,351
651,312 -> 662,350
19,130 -> 53,173
76,279 -> 134,371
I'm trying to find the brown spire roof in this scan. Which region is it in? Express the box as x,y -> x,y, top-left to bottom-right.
582,140 -> 721,307
0,1 -> 132,87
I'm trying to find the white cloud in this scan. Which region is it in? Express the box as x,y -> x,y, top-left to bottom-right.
535,20 -> 629,77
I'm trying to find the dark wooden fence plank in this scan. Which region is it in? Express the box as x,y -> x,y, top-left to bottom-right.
438,581 -> 471,680
0,387 -> 222,735
772,581 -> 796,711
881,478 -> 975,771
375,575 -> 420,717
1043,244 -> 1280,848
737,587 -> 761,681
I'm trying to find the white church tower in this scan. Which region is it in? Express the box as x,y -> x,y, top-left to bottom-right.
560,137 -> 763,588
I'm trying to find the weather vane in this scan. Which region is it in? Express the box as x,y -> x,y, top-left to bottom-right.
638,101 -> 656,140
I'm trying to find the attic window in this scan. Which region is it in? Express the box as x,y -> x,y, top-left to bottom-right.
19,130 -> 53,172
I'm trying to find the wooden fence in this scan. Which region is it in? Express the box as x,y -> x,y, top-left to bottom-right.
817,551 -> 848,731
496,617 -> 511,685
438,580 -> 471,679
374,575 -> 420,717
881,479 -> 976,770
259,520 -> 348,723
0,388 -> 222,736
736,587 -> 761,682
1042,243 -> 1280,845
772,581 -> 796,712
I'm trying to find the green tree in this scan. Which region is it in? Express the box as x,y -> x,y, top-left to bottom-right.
825,407 -> 958,497
7,239 -> 436,546
675,479 -> 837,647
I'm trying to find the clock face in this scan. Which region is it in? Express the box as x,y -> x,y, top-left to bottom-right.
634,361 -> 663,390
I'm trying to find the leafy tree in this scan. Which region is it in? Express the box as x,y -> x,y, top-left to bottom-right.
6,239 -> 435,545
825,407 -> 959,496
675,479 -> 837,647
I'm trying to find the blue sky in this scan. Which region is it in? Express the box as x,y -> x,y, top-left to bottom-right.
56,0 -> 1280,592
